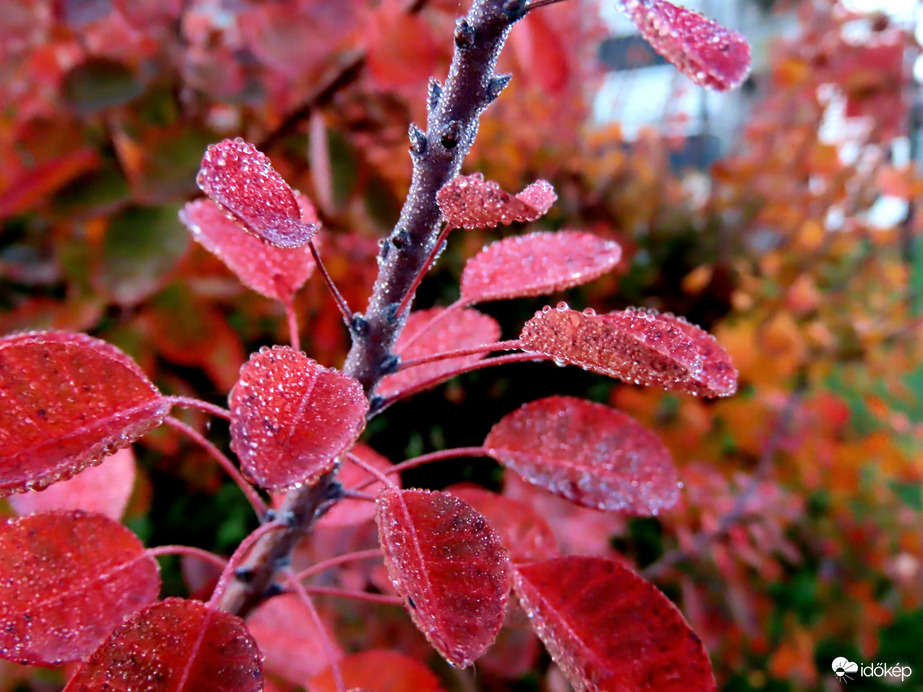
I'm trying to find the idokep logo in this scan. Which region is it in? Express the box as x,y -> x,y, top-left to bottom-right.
832,657 -> 913,684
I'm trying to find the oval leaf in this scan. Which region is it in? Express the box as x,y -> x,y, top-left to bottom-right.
514,556 -> 716,692
375,487 -> 511,667
446,485 -> 559,563
618,0 -> 751,91
230,346 -> 368,491
485,396 -> 678,515
9,446 -> 136,521
460,231 -> 622,304
519,306 -> 738,397
319,444 -> 396,527
436,173 -> 556,230
377,308 -> 501,398
309,650 -> 445,692
64,598 -> 262,691
180,198 -> 316,302
196,137 -> 318,248
0,511 -> 160,665
0,331 -> 169,496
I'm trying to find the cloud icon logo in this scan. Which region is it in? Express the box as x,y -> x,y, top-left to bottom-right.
832,657 -> 859,682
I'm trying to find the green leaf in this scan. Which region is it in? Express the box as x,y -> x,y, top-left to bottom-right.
889,480 -> 923,511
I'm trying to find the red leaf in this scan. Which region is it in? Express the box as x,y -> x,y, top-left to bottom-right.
180,197 -> 317,302
64,598 -> 262,691
0,331 -> 169,496
318,444 -> 396,527
309,650 -> 445,692
514,556 -> 716,692
519,306 -> 738,398
375,487 -> 511,667
485,396 -> 678,515
436,173 -> 556,230
0,148 -> 99,220
377,308 -> 501,398
247,593 -> 342,684
196,137 -> 318,248
0,511 -> 160,665
229,346 -> 368,491
618,0 -> 751,91
9,446 -> 136,521
446,485 -> 559,563
460,231 -> 622,304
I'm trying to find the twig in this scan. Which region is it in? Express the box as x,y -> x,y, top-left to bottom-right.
396,340 -> 522,370
310,239 -> 353,326
146,545 -> 229,571
351,446 -> 490,493
293,549 -> 384,583
165,396 -> 232,421
286,572 -> 345,692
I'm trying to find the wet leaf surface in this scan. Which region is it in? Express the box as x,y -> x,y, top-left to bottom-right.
0,331 -> 169,495
0,511 -> 160,665
436,173 -> 556,230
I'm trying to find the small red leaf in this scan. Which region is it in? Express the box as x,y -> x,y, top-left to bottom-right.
309,650 -> 445,692
319,444 -> 396,527
446,486 -> 559,563
230,346 -> 368,491
9,446 -> 136,521
618,0 -> 751,91
375,487 -> 511,667
485,396 -> 678,515
460,231 -> 622,304
436,173 -> 556,230
0,331 -> 169,496
514,556 -> 716,692
180,198 -> 316,302
64,598 -> 262,691
196,137 -> 318,248
0,511 -> 160,665
519,306 -> 738,398
377,308 -> 501,398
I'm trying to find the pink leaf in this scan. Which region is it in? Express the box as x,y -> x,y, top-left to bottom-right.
196,137 -> 318,248
9,446 -> 136,521
375,487 -> 511,667
319,444 -> 396,527
618,0 -> 751,91
460,231 -> 622,304
64,598 -> 262,691
446,485 -> 559,563
0,331 -> 169,496
247,593 -> 342,684
0,511 -> 160,665
230,346 -> 368,491
377,308 -> 501,398
485,396 -> 678,515
309,650 -> 445,692
519,306 -> 738,397
514,556 -> 716,692
436,173 -> 556,230
180,197 -> 316,302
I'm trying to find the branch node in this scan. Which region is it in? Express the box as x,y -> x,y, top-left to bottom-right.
234,567 -> 255,583
409,124 -> 428,158
281,511 -> 298,528
350,314 -> 370,338
262,509 -> 277,524
428,78 -> 442,112
384,302 -> 400,323
378,238 -> 391,262
440,120 -> 463,150
263,582 -> 285,599
274,555 -> 292,569
391,228 -> 410,249
454,18 -> 475,49
380,353 -> 401,375
503,0 -> 527,19
487,73 -> 512,103
368,395 -> 386,415
325,480 -> 345,501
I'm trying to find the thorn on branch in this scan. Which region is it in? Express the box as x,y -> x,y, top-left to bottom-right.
409,124 -> 428,158
487,73 -> 512,103
454,18 -> 475,49
350,314 -> 370,338
428,78 -> 442,112
440,120 -> 463,150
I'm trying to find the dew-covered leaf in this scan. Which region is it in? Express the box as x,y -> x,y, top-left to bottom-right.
196,137 -> 318,248
375,487 -> 511,667
0,511 -> 160,665
229,346 -> 368,491
0,331 -> 169,496
514,556 -> 716,692
446,485 -> 558,563
485,396 -> 678,515
309,650 -> 445,692
617,0 -> 751,91
519,306 -> 738,398
180,198 -> 316,302
9,446 -> 136,521
460,231 -> 622,304
64,598 -> 262,692
377,308 -> 501,398
319,444 -> 396,527
436,173 -> 556,230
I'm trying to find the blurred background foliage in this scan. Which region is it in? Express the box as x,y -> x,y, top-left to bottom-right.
0,0 -> 921,689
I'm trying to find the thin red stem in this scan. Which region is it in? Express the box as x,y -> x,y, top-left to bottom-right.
310,239 -> 353,326
346,451 -> 398,488
351,447 -> 490,493
164,417 -> 267,516
284,297 -> 301,351
146,545 -> 229,571
526,0 -> 570,10
397,340 -> 522,371
286,572 -> 346,692
293,549 -> 384,583
394,223 -> 454,317
340,488 -> 378,502
398,298 -> 466,351
301,585 -> 403,606
165,396 -> 232,421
